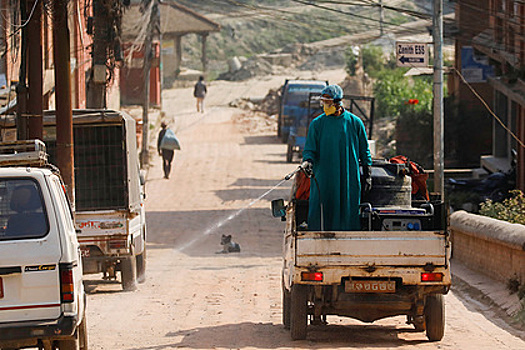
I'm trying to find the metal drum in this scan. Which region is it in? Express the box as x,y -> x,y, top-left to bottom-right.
363,160 -> 412,207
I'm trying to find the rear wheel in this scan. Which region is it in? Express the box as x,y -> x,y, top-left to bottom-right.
121,255 -> 137,291
57,315 -> 87,350
136,249 -> 146,284
282,283 -> 291,329
57,337 -> 79,350
286,144 -> 293,163
425,294 -> 445,341
290,284 -> 307,340
79,316 -> 88,350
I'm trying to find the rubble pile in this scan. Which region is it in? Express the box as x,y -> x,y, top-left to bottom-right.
228,88 -> 281,116
218,57 -> 274,81
232,111 -> 277,134
258,88 -> 281,116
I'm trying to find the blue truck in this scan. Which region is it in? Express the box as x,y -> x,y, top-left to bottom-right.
278,80 -> 328,145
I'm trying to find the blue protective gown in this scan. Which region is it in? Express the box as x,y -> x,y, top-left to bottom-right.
302,110 -> 372,231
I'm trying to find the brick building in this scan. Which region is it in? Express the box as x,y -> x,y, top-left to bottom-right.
0,0 -> 121,114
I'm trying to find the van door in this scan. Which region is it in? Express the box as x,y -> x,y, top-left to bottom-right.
0,176 -> 62,323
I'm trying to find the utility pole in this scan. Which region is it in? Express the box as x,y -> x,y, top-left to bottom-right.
140,0 -> 160,168
53,0 -> 75,204
87,0 -> 109,108
379,0 -> 384,37
27,0 -> 43,140
433,0 -> 444,196
141,33 -> 151,167
16,0 -> 28,140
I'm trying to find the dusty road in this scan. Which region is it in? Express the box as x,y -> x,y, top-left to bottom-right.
84,70 -> 525,349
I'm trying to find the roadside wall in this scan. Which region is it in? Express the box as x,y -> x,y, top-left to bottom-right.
450,211 -> 525,284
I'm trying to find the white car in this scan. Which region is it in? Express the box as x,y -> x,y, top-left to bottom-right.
0,167 -> 87,350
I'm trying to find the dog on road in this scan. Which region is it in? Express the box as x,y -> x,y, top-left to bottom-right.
217,234 -> 241,254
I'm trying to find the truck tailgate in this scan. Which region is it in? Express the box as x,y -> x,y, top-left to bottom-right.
296,231 -> 447,266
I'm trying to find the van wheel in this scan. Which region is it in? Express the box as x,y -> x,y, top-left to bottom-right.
136,250 -> 146,284
282,283 -> 291,329
290,284 -> 307,340
425,294 -> 445,341
121,256 -> 137,291
79,316 -> 88,350
286,144 -> 293,163
57,315 -> 87,350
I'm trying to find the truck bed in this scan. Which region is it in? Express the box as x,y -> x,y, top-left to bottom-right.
295,230 -> 448,267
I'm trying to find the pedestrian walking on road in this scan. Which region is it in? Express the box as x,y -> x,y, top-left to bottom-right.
193,76 -> 207,113
301,84 -> 372,231
158,122 -> 175,179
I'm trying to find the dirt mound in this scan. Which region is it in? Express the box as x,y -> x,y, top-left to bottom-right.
298,48 -> 346,71
229,88 -> 281,116
232,111 -> 277,134
217,57 -> 274,81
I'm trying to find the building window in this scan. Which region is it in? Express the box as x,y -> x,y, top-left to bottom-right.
508,29 -> 515,54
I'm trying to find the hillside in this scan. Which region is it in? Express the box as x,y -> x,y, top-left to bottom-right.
173,0 -> 448,76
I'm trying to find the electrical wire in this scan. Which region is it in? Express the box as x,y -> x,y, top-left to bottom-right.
13,0 -> 40,28
454,67 -> 525,149
289,0 -> 427,29
314,0 -> 431,19
213,0 -> 425,37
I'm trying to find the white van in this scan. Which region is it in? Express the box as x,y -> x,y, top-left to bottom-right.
0,142 -> 87,349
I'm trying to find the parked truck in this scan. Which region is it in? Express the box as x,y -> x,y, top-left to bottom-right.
0,110 -> 147,291
272,160 -> 451,341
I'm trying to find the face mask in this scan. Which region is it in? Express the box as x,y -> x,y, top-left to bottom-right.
323,105 -> 337,115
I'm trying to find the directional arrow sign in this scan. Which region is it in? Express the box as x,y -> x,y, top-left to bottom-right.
396,42 -> 428,67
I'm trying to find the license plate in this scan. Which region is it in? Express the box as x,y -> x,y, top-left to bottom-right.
0,277 -> 3,299
345,280 -> 396,293
80,247 -> 90,258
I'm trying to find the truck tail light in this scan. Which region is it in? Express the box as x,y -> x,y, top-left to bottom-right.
109,239 -> 126,249
421,272 -> 443,282
301,272 -> 323,282
59,264 -> 75,303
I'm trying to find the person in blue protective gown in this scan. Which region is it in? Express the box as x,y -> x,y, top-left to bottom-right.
301,84 -> 372,231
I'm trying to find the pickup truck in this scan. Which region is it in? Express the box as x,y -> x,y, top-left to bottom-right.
272,160 -> 451,341
0,110 -> 147,291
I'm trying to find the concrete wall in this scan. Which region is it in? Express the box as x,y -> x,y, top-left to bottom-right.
450,211 -> 525,284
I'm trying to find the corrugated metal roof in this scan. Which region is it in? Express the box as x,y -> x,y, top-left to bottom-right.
122,1 -> 221,40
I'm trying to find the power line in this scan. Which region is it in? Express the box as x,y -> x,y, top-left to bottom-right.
454,67 -> 525,149
314,0 -> 431,19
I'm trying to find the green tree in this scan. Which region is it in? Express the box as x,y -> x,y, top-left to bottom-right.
344,47 -> 358,76
361,45 -> 385,78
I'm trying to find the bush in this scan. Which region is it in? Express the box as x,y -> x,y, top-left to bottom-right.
361,45 -> 386,78
344,47 -> 358,76
479,190 -> 525,225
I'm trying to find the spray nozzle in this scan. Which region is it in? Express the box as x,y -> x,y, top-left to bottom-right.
285,166 -> 302,181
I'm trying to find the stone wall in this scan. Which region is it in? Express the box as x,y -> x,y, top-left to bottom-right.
450,211 -> 525,284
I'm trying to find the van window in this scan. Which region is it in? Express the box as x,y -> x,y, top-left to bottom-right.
0,179 -> 49,240
50,176 -> 75,233
284,85 -> 326,107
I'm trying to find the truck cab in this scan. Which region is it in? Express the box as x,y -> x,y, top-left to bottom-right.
0,140 -> 87,349
278,80 -> 328,144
